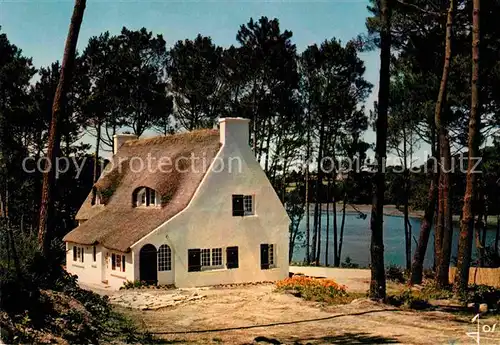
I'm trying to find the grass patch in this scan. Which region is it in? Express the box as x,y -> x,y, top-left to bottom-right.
387,289 -> 432,310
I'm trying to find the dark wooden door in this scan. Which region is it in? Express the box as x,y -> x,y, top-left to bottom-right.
140,244 -> 157,284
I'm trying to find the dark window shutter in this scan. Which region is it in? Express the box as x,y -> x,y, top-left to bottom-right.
188,249 -> 201,272
226,246 -> 239,269
81,248 -> 84,263
232,195 -> 244,216
111,254 -> 116,270
260,244 -> 269,269
122,255 -> 126,272
93,246 -> 97,262
73,246 -> 77,261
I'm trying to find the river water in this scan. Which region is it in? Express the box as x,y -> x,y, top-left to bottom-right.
292,212 -> 497,268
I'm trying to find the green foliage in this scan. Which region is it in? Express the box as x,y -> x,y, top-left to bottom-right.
387,289 -> 432,310
341,256 -> 360,269
482,246 -> 500,268
464,285 -> 500,309
121,280 -> 149,289
0,228 -> 133,344
386,264 -> 406,283
167,34 -> 225,130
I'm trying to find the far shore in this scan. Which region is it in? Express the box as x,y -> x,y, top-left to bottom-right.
307,203 -> 499,228
308,203 -> 424,219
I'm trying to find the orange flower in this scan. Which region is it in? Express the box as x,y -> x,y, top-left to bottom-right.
276,276 -> 347,293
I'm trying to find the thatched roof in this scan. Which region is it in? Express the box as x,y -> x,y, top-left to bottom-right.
64,129 -> 221,252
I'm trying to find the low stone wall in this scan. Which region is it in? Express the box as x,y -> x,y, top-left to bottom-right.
448,267 -> 500,287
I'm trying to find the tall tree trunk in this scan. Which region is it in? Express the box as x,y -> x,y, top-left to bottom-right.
325,175 -> 330,266
332,146 -> 339,267
435,173 -> 445,272
338,188 -> 347,265
403,127 -> 411,271
312,122 -> 326,264
431,0 -> 455,287
316,196 -> 322,264
263,117 -> 273,174
495,213 -> 499,256
37,0 -> 86,256
454,0 -> 481,294
369,0 -> 391,301
333,182 -> 338,266
474,186 -> 485,267
305,112 -> 311,264
437,135 -> 453,287
91,123 -> 101,204
480,189 -> 488,266
410,160 -> 439,285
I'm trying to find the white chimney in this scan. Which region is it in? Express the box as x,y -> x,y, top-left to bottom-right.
218,117 -> 250,148
113,133 -> 138,154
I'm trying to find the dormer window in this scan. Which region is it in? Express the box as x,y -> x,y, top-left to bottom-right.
134,187 -> 159,207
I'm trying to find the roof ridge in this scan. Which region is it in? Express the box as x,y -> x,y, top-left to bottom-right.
123,128 -> 219,148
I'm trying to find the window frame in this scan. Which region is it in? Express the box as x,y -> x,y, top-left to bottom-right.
75,246 -> 84,263
116,253 -> 121,271
158,244 -> 172,271
135,187 -> 159,207
211,248 -> 223,267
260,244 -> 275,270
243,195 -> 254,215
201,249 -> 211,267
149,189 -> 157,206
111,253 -> 125,272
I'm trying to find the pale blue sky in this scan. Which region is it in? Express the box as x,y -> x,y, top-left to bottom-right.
1,0 -> 403,160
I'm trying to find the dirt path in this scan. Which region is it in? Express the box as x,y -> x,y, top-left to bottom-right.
118,284 -> 500,344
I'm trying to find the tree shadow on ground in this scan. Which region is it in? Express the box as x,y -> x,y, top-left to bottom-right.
255,332 -> 399,344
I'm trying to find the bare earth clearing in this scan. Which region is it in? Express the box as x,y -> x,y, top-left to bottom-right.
87,269 -> 500,345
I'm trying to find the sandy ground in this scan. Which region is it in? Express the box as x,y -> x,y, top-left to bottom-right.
89,267 -> 500,344
119,284 -> 499,345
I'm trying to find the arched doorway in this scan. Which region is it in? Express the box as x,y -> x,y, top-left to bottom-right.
139,244 -> 157,284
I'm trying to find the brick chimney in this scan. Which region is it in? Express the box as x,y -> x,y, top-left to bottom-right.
218,117 -> 250,148
113,133 -> 138,154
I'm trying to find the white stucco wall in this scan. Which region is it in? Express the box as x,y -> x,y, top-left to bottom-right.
66,242 -> 134,290
66,242 -> 103,285
132,121 -> 290,288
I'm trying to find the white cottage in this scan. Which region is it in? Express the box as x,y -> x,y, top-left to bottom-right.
63,118 -> 290,290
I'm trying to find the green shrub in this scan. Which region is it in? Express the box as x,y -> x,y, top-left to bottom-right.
341,256 -> 359,268
465,284 -> 500,309
121,280 -> 152,289
420,283 -> 453,300
388,289 -> 431,310
386,264 -> 406,283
